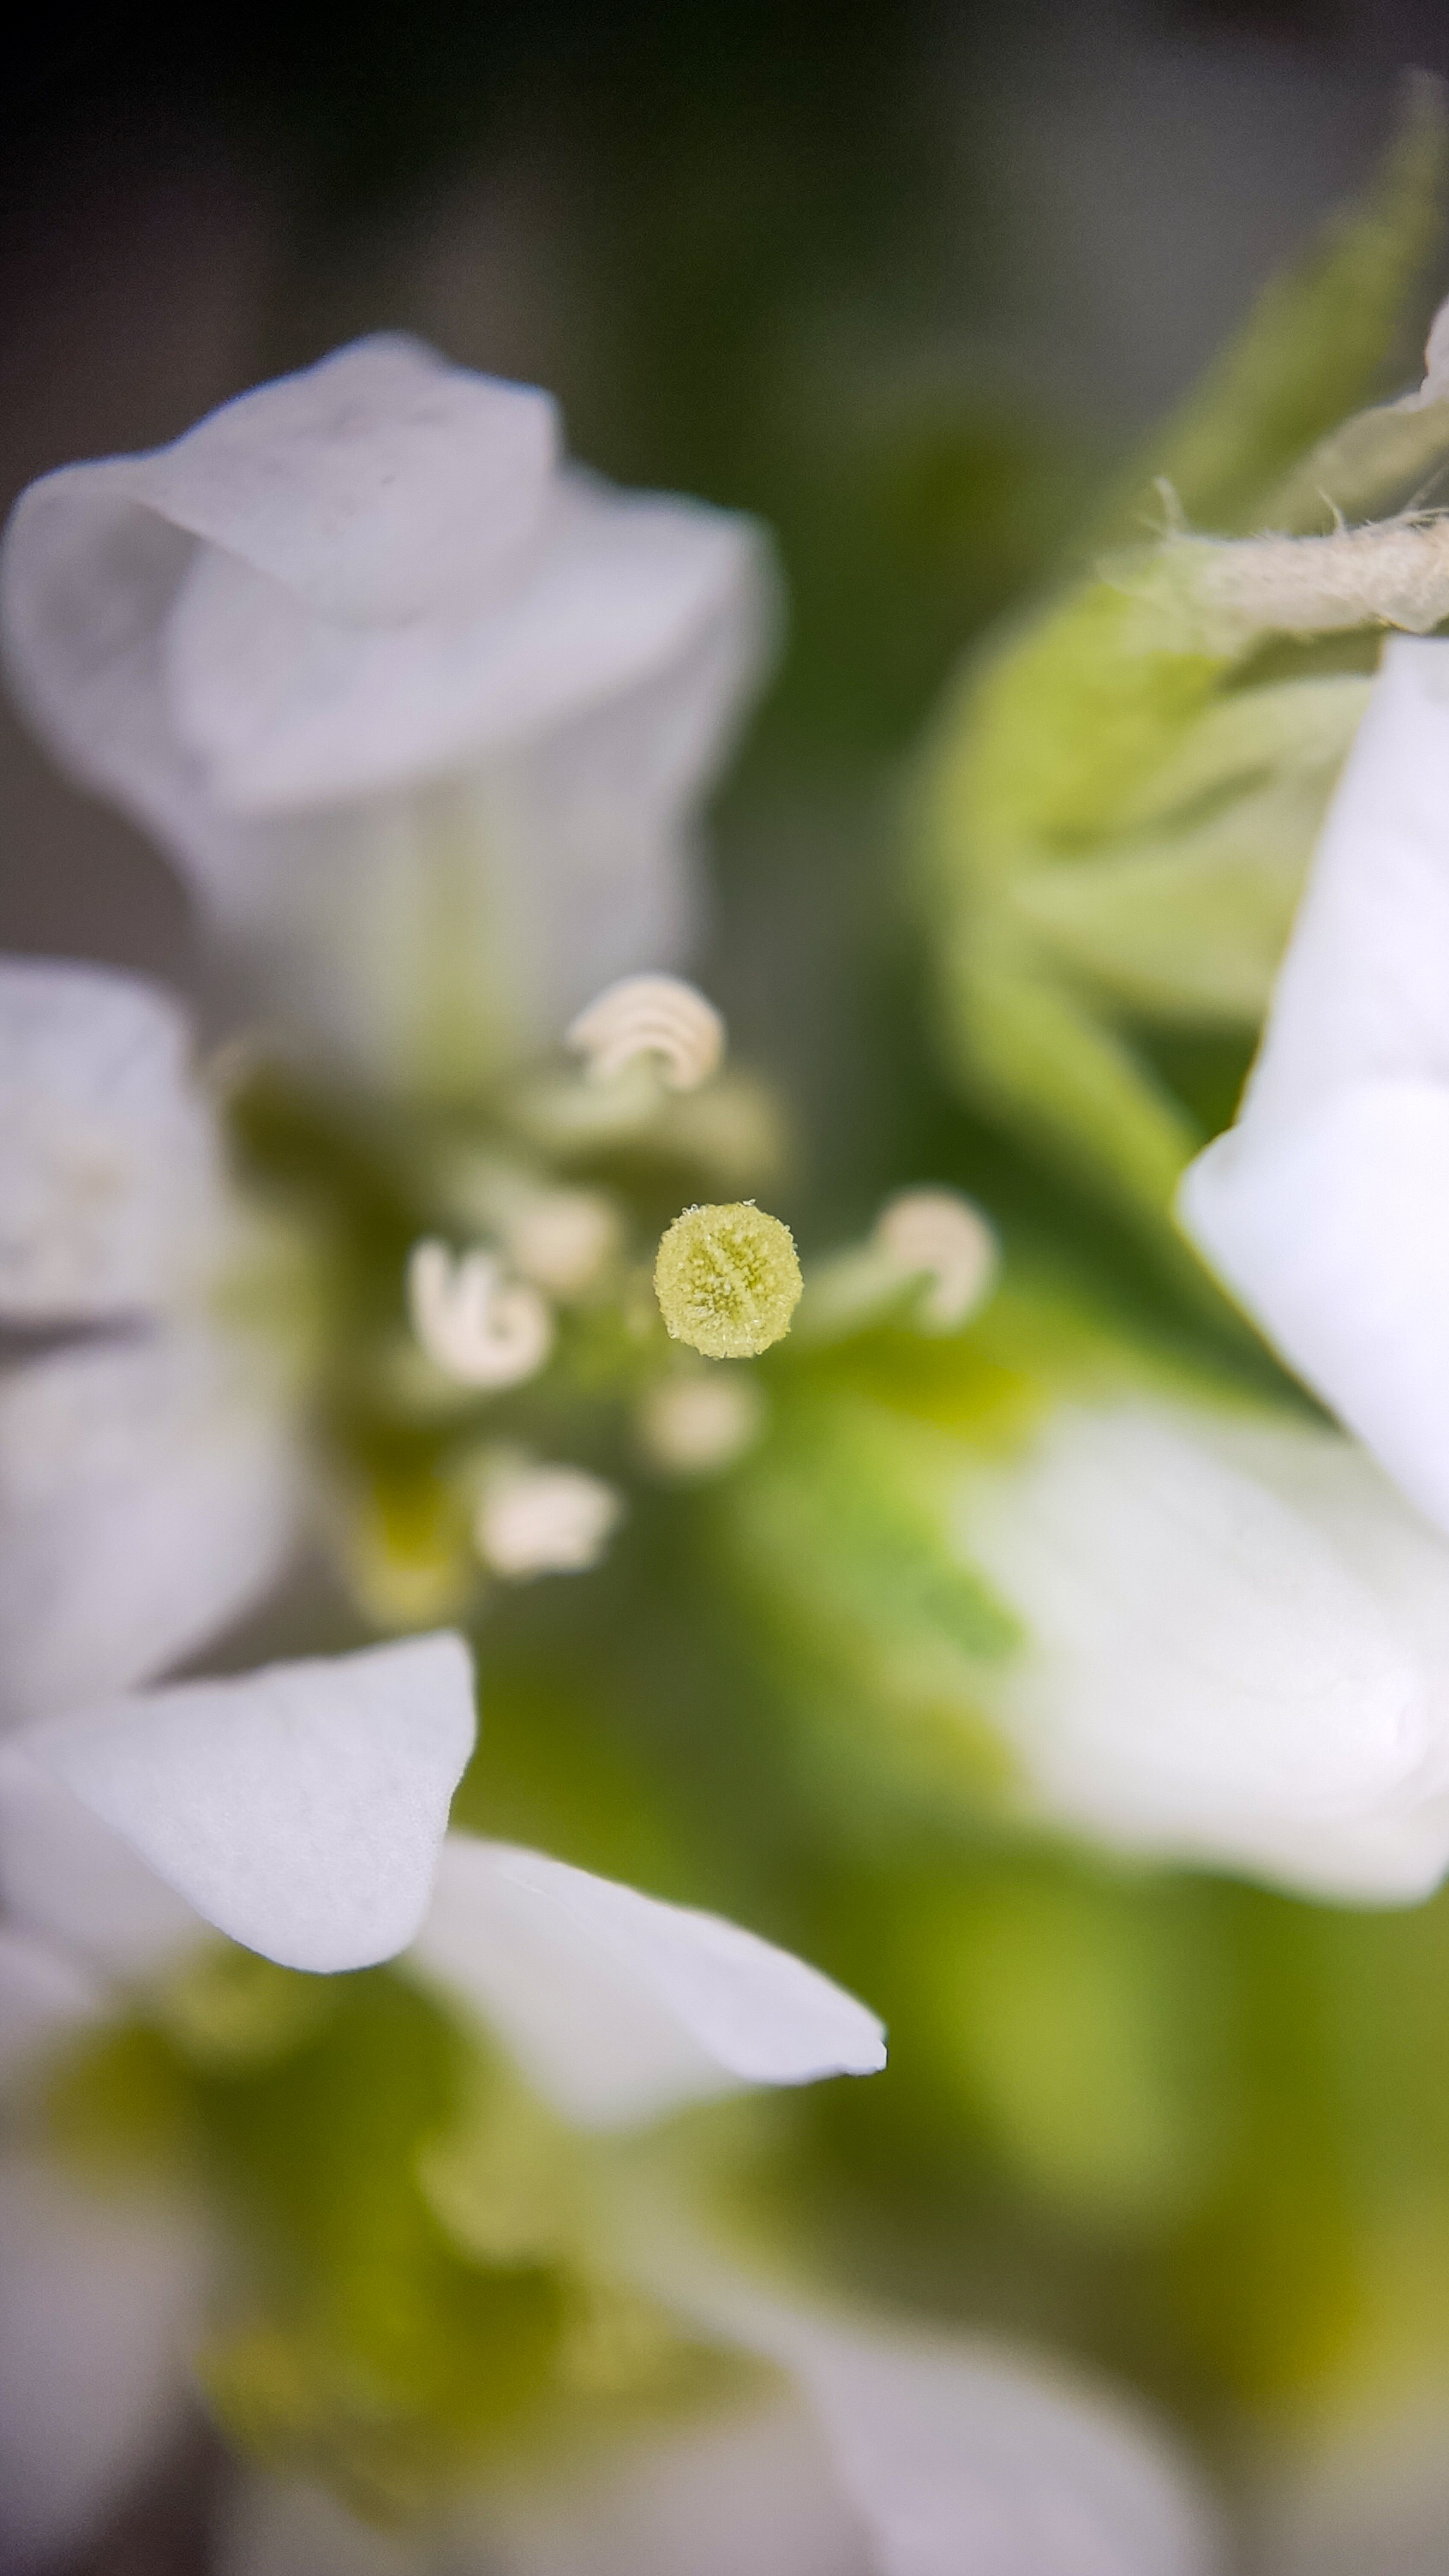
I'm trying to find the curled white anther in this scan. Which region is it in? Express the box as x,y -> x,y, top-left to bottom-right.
475,1459 -> 624,1578
566,975 -> 725,1093
638,1370 -> 767,1477
406,1239 -> 554,1389
873,1189 -> 998,1331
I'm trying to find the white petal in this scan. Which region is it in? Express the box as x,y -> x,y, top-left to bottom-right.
1177,638 -> 1449,1531
1,340 -> 769,855
612,2231 -> 1220,2576
13,1633 -> 476,1974
469,2394 -> 871,2576
0,1923 -> 107,2081
760,2310 -> 1219,2576
0,2155 -> 210,2570
0,1327 -> 302,1728
0,956 -> 226,1319
1183,1081 -> 1449,1539
165,471 -> 768,817
0,1742 -> 203,1978
959,1399 -> 1449,1901
217,2474 -> 428,2576
406,1835 -> 885,2130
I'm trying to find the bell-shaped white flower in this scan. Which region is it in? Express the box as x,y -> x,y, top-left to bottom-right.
959,1395 -> 1449,1902
0,336 -> 774,1090
0,956 -> 302,1729
1179,637 -> 1449,1543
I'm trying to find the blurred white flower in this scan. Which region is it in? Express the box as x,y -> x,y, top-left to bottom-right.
209,2244 -> 1221,2576
1180,637 -> 1449,1543
960,1396 -> 1449,1902
0,1626 -> 887,2569
0,337 -> 774,1091
0,956 -> 303,1728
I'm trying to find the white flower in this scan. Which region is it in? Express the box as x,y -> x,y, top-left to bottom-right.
208,2250 -> 1221,2576
0,337 -> 773,1090
0,1627 -> 889,2569
0,955 -> 302,1728
958,1395 -> 1449,1902
1179,637 -> 1449,1544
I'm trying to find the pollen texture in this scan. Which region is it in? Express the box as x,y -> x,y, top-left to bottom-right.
654,1201 -> 802,1358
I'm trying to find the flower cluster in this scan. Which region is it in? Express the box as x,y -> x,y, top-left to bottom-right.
14,103 -> 1449,2573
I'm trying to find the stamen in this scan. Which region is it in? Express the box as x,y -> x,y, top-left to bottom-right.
505,1188 -> 620,1298
406,1239 -> 554,1388
566,974 -> 725,1092
639,1369 -> 766,1475
654,1201 -> 802,1358
873,1189 -> 998,1330
474,1459 -> 624,1577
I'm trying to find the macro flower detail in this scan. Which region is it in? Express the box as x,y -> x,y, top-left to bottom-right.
1180,636 -> 1449,1546
0,338 -> 772,1093
0,956 -> 302,1728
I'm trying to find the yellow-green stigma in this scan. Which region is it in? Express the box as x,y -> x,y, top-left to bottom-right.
654,1201 -> 803,1358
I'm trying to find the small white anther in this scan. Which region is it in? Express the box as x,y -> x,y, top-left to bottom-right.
873,1189 -> 998,1331
475,1461 -> 624,1579
406,1239 -> 554,1389
506,1188 -> 620,1298
638,1369 -> 766,1477
566,975 -> 725,1093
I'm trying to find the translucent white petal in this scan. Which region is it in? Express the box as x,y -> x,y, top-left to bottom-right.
0,956 -> 226,1320
1178,638 -> 1449,1531
14,1632 -> 476,1974
1183,1083 -> 1449,1543
165,472 -> 767,816
406,1835 -> 885,2130
179,578 -> 763,1090
0,2156 -> 210,2570
0,1327 -> 302,1729
468,2394 -> 871,2576
0,1922 -> 106,2082
958,1399 -> 1449,1900
612,2230 -> 1221,2576
0,1743 -> 203,1978
2,354 -> 772,1090
757,2309 -> 1220,2576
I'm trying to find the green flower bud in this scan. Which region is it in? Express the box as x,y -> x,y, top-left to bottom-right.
654,1201 -> 803,1358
